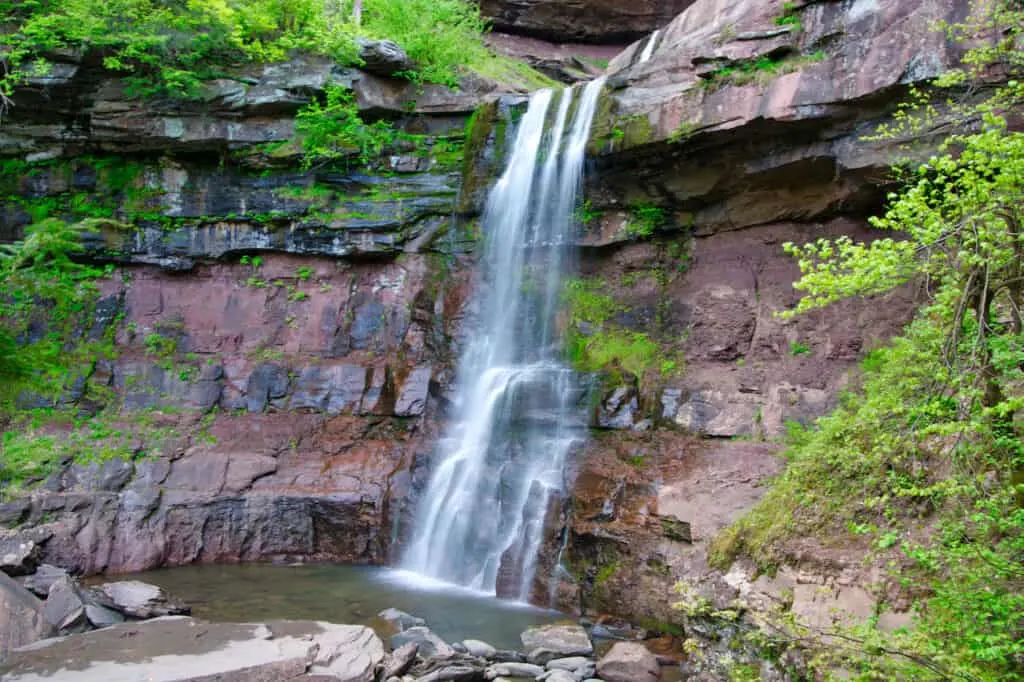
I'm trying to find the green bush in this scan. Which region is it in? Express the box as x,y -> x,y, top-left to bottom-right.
0,0 -> 494,98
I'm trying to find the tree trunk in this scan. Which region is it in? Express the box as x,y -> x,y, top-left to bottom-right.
353,0 -> 362,26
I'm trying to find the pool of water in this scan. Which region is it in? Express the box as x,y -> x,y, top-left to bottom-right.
120,564 -> 563,650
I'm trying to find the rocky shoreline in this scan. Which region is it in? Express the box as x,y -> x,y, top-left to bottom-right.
2,556 -> 666,682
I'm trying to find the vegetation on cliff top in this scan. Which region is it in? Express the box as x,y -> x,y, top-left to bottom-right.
0,0 -> 496,99
713,2 -> 1024,679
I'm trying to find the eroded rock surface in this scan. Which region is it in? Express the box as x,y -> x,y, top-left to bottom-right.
481,0 -> 694,43
0,573 -> 54,662
0,618 -> 384,682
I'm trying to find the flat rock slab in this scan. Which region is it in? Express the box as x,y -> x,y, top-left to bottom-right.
0,617 -> 384,682
97,580 -> 189,618
521,624 -> 593,658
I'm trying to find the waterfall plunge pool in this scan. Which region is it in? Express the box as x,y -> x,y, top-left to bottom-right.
119,564 -> 562,650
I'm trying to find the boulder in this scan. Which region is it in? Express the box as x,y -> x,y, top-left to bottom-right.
383,641 -> 419,678
357,39 -> 414,77
307,624 -> 385,682
485,661 -> 545,678
0,537 -> 41,576
540,671 -> 577,682
463,638 -> 497,658
595,642 -> 660,682
392,626 -> 454,658
0,618 -> 383,681
414,665 -> 482,682
84,603 -> 126,629
0,572 -> 54,662
18,563 -> 69,597
97,580 -> 190,619
379,607 -> 427,631
547,656 -> 596,677
521,624 -> 593,659
42,575 -> 89,633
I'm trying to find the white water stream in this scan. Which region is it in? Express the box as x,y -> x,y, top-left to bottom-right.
403,78 -> 606,601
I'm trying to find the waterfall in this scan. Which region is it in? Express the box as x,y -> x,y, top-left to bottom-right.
403,78 -> 606,601
639,29 -> 661,63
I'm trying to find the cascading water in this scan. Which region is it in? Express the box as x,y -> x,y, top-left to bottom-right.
639,29 -> 661,63
403,78 -> 607,601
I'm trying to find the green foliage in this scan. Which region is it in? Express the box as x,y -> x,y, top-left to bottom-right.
714,5 -> 1024,677
702,51 -> 826,89
1,410 -> 181,492
0,218 -> 117,405
625,203 -> 665,238
774,2 -> 802,32
296,86 -> 402,167
0,0 -> 496,102
788,341 -> 810,356
562,277 -> 673,378
575,199 -> 603,225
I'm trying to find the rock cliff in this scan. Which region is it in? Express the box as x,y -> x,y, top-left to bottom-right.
480,0 -> 695,44
0,0 -> 972,667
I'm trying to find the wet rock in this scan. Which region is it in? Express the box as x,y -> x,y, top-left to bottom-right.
395,365 -> 433,417
596,384 -> 640,430
0,572 -> 54,662
414,665 -> 481,682
42,575 -> 88,633
98,580 -> 190,619
0,617 -> 381,681
490,649 -> 528,663
84,602 -> 125,629
539,670 -> 577,682
384,641 -> 419,678
521,624 -> 593,662
463,638 -> 497,658
0,500 -> 31,527
379,608 -> 427,631
392,626 -> 454,658
486,661 -> 545,678
546,656 -> 596,678
307,624 -> 385,682
0,537 -> 41,576
357,39 -> 413,77
595,642 -> 660,682
19,564 -> 70,598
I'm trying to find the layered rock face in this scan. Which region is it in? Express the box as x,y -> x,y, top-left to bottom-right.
0,54 -> 495,574
536,0 -> 969,649
0,0 -> 968,653
481,0 -> 695,43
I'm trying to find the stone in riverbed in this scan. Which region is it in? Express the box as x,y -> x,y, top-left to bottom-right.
0,572 -> 54,662
84,603 -> 125,629
379,607 -> 427,631
539,671 -> 577,682
97,580 -> 190,619
307,623 -> 385,681
383,641 -> 419,678
413,665 -> 481,682
392,625 -> 454,658
19,564 -> 69,598
463,638 -> 497,658
520,624 -> 593,658
596,642 -> 661,682
547,656 -> 596,678
43,575 -> 89,633
485,661 -> 545,678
